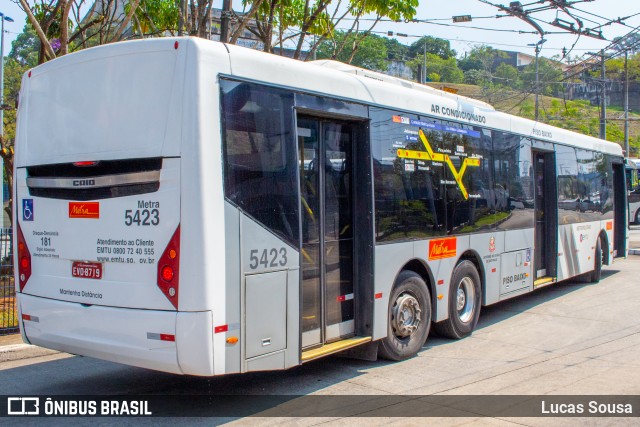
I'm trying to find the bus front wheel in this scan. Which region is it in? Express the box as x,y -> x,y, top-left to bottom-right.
433,260 -> 482,339
378,271 -> 431,361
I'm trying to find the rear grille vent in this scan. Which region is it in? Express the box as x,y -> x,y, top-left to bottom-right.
27,158 -> 162,201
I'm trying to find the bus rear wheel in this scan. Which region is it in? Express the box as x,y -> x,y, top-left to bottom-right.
589,237 -> 603,283
433,260 -> 481,339
378,271 -> 431,361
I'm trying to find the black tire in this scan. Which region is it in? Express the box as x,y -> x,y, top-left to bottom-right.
433,260 -> 482,339
590,237 -> 603,283
378,271 -> 431,361
635,208 -> 640,225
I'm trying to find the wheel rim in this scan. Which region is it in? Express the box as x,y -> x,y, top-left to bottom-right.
391,292 -> 422,338
456,277 -> 475,324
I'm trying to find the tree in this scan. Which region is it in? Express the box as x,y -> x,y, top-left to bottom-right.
494,63 -> 519,89
8,24 -> 40,68
1,57 -> 29,223
612,34 -> 640,55
521,57 -> 563,96
408,36 -> 455,60
15,0 -> 155,64
316,31 -> 388,71
129,0 -> 180,36
232,0 -> 418,59
408,53 -> 463,83
603,53 -> 640,82
385,38 -> 409,61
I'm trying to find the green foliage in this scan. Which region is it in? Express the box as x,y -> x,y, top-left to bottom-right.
316,32 -> 388,71
494,63 -> 519,89
458,45 -> 506,73
408,53 -> 463,83
385,38 -> 409,61
2,58 -> 29,145
409,36 -> 456,60
463,69 -> 492,88
130,0 -> 180,35
9,24 -> 40,68
603,53 -> 640,82
521,57 -> 563,96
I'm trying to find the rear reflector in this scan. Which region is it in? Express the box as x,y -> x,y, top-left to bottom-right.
22,314 -> 39,322
17,224 -> 32,291
147,332 -> 175,342
214,325 -> 228,334
157,226 -> 180,309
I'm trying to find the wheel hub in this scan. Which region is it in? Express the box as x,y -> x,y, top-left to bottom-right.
392,293 -> 422,338
456,288 -> 466,311
457,277 -> 476,324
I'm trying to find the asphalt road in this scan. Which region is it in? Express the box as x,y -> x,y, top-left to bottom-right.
1,251 -> 640,425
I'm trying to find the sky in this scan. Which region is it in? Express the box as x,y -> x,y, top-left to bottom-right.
2,0 -> 640,62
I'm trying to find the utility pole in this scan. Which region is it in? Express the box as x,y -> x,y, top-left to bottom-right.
625,50 -> 629,156
528,38 -> 546,121
600,49 -> 606,140
535,43 -> 540,121
423,42 -> 427,84
220,0 -> 233,43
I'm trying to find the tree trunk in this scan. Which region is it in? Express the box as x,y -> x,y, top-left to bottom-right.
18,0 -> 56,61
111,0 -> 142,42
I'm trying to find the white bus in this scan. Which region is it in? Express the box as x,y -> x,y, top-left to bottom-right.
626,158 -> 640,223
14,38 -> 627,375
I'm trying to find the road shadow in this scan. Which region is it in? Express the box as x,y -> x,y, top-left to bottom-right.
423,267 -> 621,351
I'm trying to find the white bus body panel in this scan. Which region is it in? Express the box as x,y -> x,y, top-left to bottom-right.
20,293 -> 181,373
20,293 -> 215,375
15,39 -> 187,166
15,38 -> 232,375
16,159 -> 180,310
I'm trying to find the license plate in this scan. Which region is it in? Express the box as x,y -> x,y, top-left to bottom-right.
72,261 -> 103,280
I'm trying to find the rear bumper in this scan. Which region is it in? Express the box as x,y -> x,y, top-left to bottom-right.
19,294 -> 213,375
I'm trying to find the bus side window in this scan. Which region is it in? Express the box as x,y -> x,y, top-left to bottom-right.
221,80 -> 299,247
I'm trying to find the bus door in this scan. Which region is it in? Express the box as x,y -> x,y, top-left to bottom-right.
612,161 -> 627,257
297,115 -> 372,349
533,151 -> 558,283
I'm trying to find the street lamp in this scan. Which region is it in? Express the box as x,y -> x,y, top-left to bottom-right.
1,11 -> 15,139
528,38 -> 546,122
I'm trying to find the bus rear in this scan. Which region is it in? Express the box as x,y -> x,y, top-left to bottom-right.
14,39 -> 218,375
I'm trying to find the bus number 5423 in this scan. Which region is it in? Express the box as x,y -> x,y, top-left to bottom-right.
124,209 -> 160,226
249,248 -> 287,269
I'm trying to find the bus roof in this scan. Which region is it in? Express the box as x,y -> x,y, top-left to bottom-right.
20,37 -> 623,159
222,40 -> 622,157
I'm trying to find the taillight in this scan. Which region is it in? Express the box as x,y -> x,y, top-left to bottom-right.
17,223 -> 32,291
157,226 -> 180,309
73,161 -> 99,167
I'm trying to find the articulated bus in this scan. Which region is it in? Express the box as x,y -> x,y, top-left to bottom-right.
14,38 -> 627,375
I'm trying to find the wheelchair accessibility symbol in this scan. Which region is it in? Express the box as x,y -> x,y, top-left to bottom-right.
23,199 -> 34,221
